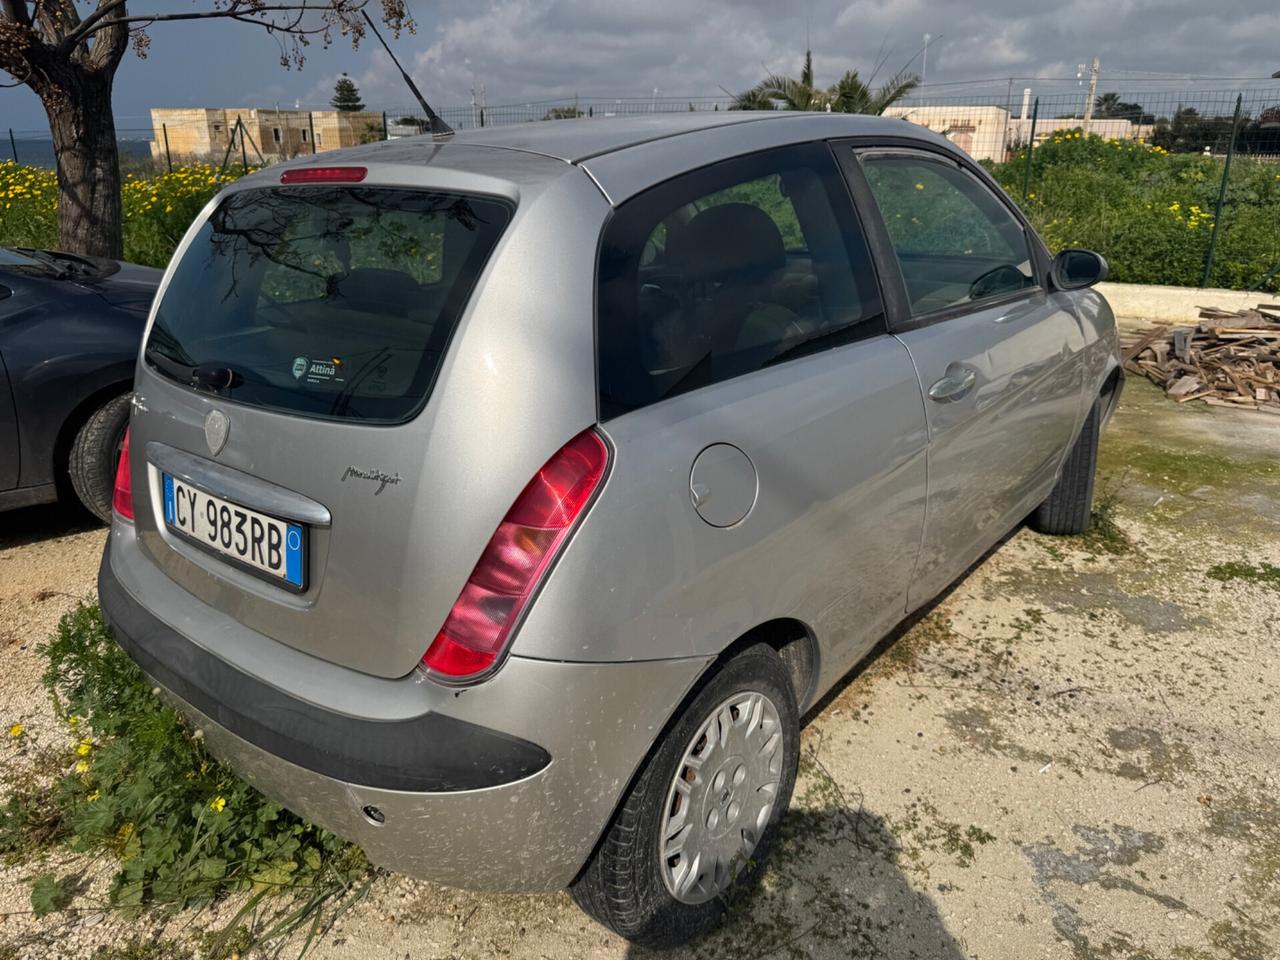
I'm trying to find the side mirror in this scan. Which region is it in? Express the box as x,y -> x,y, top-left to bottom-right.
1051,248 -> 1109,290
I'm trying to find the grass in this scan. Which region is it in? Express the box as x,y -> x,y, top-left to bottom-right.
0,604 -> 374,958
1070,487 -> 1134,556
1205,561 -> 1280,588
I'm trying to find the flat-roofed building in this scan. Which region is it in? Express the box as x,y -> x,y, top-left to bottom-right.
150,107 -> 384,163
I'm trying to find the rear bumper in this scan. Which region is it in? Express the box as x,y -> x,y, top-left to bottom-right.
98,525 -> 709,891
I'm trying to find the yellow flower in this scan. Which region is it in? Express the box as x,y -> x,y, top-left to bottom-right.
87,790 -> 101,802
76,739 -> 93,756
1028,192 -> 1036,199
209,796 -> 227,813
75,760 -> 90,774
8,723 -> 23,738
68,715 -> 81,729
914,182 -> 924,190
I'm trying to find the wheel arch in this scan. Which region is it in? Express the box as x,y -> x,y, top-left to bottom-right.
52,379 -> 132,494
1098,363 -> 1124,428
711,617 -> 820,713
569,616 -> 819,886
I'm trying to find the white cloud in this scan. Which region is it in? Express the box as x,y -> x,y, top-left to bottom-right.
280,0 -> 1280,114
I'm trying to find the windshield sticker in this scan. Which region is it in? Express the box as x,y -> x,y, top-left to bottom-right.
292,356 -> 346,386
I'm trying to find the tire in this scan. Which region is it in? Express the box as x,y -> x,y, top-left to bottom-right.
1030,399 -> 1100,536
570,643 -> 800,948
69,393 -> 132,524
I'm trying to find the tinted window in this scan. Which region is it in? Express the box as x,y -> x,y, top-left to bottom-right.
597,143 -> 883,418
146,186 -> 511,423
861,155 -> 1035,316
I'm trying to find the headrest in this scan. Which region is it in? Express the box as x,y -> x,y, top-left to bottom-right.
669,203 -> 786,282
334,267 -> 421,311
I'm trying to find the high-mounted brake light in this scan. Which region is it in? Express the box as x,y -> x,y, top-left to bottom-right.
112,427 -> 134,521
279,166 -> 368,184
421,429 -> 609,681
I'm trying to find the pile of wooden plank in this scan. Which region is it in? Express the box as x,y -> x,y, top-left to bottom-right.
1120,304 -> 1280,414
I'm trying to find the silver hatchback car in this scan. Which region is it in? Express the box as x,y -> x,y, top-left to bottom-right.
100,112 -> 1122,946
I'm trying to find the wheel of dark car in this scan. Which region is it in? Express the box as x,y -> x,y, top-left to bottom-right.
69,393 -> 132,524
570,643 -> 799,948
1030,397 -> 1101,536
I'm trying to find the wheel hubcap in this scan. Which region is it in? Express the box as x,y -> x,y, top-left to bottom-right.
659,689 -> 784,904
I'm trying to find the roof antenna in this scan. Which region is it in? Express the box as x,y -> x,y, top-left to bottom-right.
361,11 -> 453,137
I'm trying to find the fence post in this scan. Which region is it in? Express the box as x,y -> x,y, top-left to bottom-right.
1202,93 -> 1243,288
1021,97 -> 1039,203
162,123 -> 172,172
7,128 -> 16,163
479,108 -> 485,128
308,112 -> 317,154
382,111 -> 389,141
239,117 -> 248,175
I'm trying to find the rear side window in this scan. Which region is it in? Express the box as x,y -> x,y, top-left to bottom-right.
146,186 -> 511,423
597,142 -> 883,419
860,155 -> 1036,316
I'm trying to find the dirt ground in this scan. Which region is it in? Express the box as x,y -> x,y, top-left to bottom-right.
1,377 -> 1278,960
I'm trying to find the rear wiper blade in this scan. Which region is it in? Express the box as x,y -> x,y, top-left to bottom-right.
190,364 -> 244,392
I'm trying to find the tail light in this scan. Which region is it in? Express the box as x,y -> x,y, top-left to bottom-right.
112,428 -> 134,521
421,429 -> 609,682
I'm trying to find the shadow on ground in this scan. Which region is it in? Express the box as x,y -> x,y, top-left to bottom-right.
627,806 -> 966,960
0,501 -> 100,550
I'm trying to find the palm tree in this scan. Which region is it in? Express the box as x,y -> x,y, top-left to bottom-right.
732,49 -> 919,115
1094,92 -> 1122,117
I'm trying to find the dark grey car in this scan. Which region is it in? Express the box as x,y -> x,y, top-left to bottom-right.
99,113 -> 1122,946
0,246 -> 161,521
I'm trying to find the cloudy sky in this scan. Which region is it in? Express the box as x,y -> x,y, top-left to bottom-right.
4,0 -> 1280,132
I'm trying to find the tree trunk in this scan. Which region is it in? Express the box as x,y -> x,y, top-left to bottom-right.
42,70 -> 123,259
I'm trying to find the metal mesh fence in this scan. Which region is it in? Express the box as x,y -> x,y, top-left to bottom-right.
887,87 -> 1280,163
4,87 -> 1278,171
4,83 -> 1278,289
2,96 -> 740,170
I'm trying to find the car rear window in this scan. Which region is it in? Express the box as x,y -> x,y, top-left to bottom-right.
145,186 -> 511,423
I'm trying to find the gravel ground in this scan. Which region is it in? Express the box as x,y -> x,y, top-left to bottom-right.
1,377 -> 1278,960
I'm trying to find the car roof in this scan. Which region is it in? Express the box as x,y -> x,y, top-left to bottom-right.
447,110 -> 904,163
260,111 -> 954,207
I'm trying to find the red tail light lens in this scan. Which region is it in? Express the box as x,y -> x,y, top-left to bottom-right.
421,429 -> 609,681
112,427 -> 134,521
280,166 -> 368,184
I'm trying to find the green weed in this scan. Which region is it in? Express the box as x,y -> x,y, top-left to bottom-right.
1205,561 -> 1280,588
0,604 -> 374,956
1072,487 -> 1133,556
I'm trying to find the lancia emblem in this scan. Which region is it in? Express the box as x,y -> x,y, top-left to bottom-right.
204,409 -> 230,456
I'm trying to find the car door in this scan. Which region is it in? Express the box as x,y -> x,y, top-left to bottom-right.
844,147 -> 1086,610
0,281 -> 19,492
586,141 -> 928,679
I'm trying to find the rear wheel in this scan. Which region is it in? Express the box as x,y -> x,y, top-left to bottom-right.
1030,399 -> 1100,536
570,644 -> 799,948
69,394 -> 131,524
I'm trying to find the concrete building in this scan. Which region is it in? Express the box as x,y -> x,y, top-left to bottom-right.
883,105 -> 1151,162
150,107 -> 385,163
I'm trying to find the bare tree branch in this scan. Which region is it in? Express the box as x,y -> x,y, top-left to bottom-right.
61,2 -> 371,50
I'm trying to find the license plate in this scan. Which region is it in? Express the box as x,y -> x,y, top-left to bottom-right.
162,474 -> 305,588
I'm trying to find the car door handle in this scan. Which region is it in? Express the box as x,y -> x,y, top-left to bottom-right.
928,368 -> 977,403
